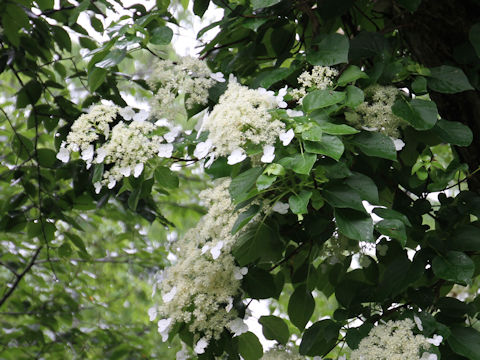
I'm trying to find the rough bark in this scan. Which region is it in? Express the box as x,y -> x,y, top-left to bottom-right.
392,0 -> 480,191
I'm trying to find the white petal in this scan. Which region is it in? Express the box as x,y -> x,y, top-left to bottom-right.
194,338 -> 209,354
228,318 -> 248,337
227,148 -> 246,165
211,72 -> 225,82
119,106 -> 135,120
158,143 -> 174,158
260,145 -> 275,163
279,129 -> 294,146
201,244 -> 210,255
427,334 -> 443,346
107,179 -> 116,189
414,315 -> 423,331
226,297 -> 233,313
272,201 -> 289,214
194,139 -> 212,159
133,163 -> 144,178
162,286 -> 177,303
95,148 -> 107,163
157,318 -> 172,333
56,147 -> 70,163
155,118 -> 171,127
286,109 -> 304,117
210,241 -> 224,260
148,307 -> 157,321
119,167 -> 131,177
81,145 -> 94,162
205,154 -> 215,168
394,138 -> 405,151
94,182 -> 102,194
133,109 -> 149,122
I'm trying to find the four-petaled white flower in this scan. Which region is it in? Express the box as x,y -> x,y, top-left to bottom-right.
81,144 -> 94,162
210,72 -> 225,82
272,201 -> 289,214
134,163 -> 144,178
56,146 -> 70,163
157,318 -> 172,342
119,106 -> 135,120
276,85 -> 288,108
158,143 -> 174,158
107,179 -> 116,189
227,148 -> 246,165
427,334 -> 443,346
119,167 -> 131,177
164,127 -> 181,143
279,129 -> 294,146
393,138 -> 405,151
95,147 -> 107,163
261,145 -> 275,163
210,241 -> 224,260
162,286 -> 177,303
194,337 -> 209,354
194,139 -> 212,159
228,318 -> 248,337
233,267 -> 248,280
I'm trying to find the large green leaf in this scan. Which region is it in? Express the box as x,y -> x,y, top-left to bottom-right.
150,27 -> 174,45
344,172 -> 379,204
315,122 -> 359,136
448,326 -> 480,360
335,208 -> 374,242
154,166 -> 179,189
238,332 -> 263,360
193,0 -> 210,16
231,205 -> 260,234
433,119 -> 473,147
351,132 -> 397,161
427,65 -> 474,94
243,268 -> 277,299
251,0 -> 281,9
451,225 -> 480,251
337,65 -> 368,86
303,90 -> 346,112
307,33 -> 349,66
289,190 -> 313,215
259,316 -> 290,345
233,223 -> 282,266
229,167 -> 263,203
345,85 -> 364,108
323,183 -> 365,212
288,284 -> 315,330
304,135 -> 344,161
88,67 -> 107,92
278,153 -> 317,175
432,251 -> 475,285
299,320 -> 341,356
95,49 -> 127,68
392,98 -> 438,130
375,219 -> 407,246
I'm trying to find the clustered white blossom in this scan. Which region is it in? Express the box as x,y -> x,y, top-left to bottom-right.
261,346 -> 306,360
291,65 -> 339,101
148,56 -> 224,120
56,104 -> 177,191
351,319 -> 440,360
345,85 -> 403,138
155,179 -> 251,352
198,76 -> 291,165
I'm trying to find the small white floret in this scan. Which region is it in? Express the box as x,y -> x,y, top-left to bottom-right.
194,139 -> 212,159
233,266 -> 248,280
56,147 -> 70,163
95,148 -> 107,163
94,182 -> 102,194
211,72 -> 225,82
261,145 -> 275,163
81,144 -> 94,162
133,109 -> 149,122
158,143 -> 174,158
276,85 -> 288,108
279,129 -> 294,146
119,106 -> 135,120
427,334 -> 443,346
414,315 -> 423,331
157,318 -> 172,342
133,163 -> 144,178
107,179 -> 116,189
201,244 -> 210,254
272,201 -> 289,214
210,241 -> 224,260
228,318 -> 248,337
227,148 -> 246,165
393,138 -> 405,151
194,337 -> 208,354
119,167 -> 131,177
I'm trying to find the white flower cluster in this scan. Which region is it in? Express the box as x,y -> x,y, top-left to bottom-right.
197,77 -> 291,165
291,65 -> 339,101
351,319 -> 439,360
57,105 -> 178,191
155,179 -> 250,352
345,85 -> 403,138
148,56 -> 224,120
261,346 -> 305,360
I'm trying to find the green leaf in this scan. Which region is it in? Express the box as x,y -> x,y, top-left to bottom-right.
278,153 -> 317,175
154,166 -> 179,189
432,251 -> 475,285
307,33 -> 349,66
90,16 -> 104,32
128,186 -> 141,211
302,125 -> 323,141
448,326 -> 480,360
344,172 -> 379,204
451,225 -> 480,251
17,80 -> 42,108
92,164 -> 104,183
229,167 -> 263,203
427,65 -> 474,94
243,268 -> 277,299
345,85 -> 364,108
256,174 -> 276,191
299,319 -> 341,356
252,67 -> 296,89
412,76 -> 428,94
397,0 -> 422,12
52,26 -> 72,52
337,65 -> 368,86
375,219 -> 407,246
304,135 -> 344,161
335,208 -> 374,242
12,134 -> 34,160
88,67 -> 107,92
372,208 -> 412,227
316,122 -> 359,135
37,0 -> 54,10
95,49 -> 126,68
288,284 -> 315,330
233,223 -> 282,266
37,148 -> 57,168
259,316 -> 290,345
470,23 -> 480,58
392,98 -> 438,130
66,233 -> 89,255
2,14 -> 20,47
251,0 -> 281,10
323,183 -> 365,212
150,26 -> 174,45
303,90 -> 346,112
193,0 -> 210,16
238,332 -> 263,360
231,205 -> 260,235
351,132 -> 397,161
433,119 -> 473,147
289,190 -> 313,215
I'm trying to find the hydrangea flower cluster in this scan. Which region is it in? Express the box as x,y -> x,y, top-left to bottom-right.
154,179 -> 251,352
56,105 -> 177,191
197,77 -> 291,165
148,56 -> 224,120
291,65 -> 339,101
345,85 -> 403,138
351,319 -> 440,360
